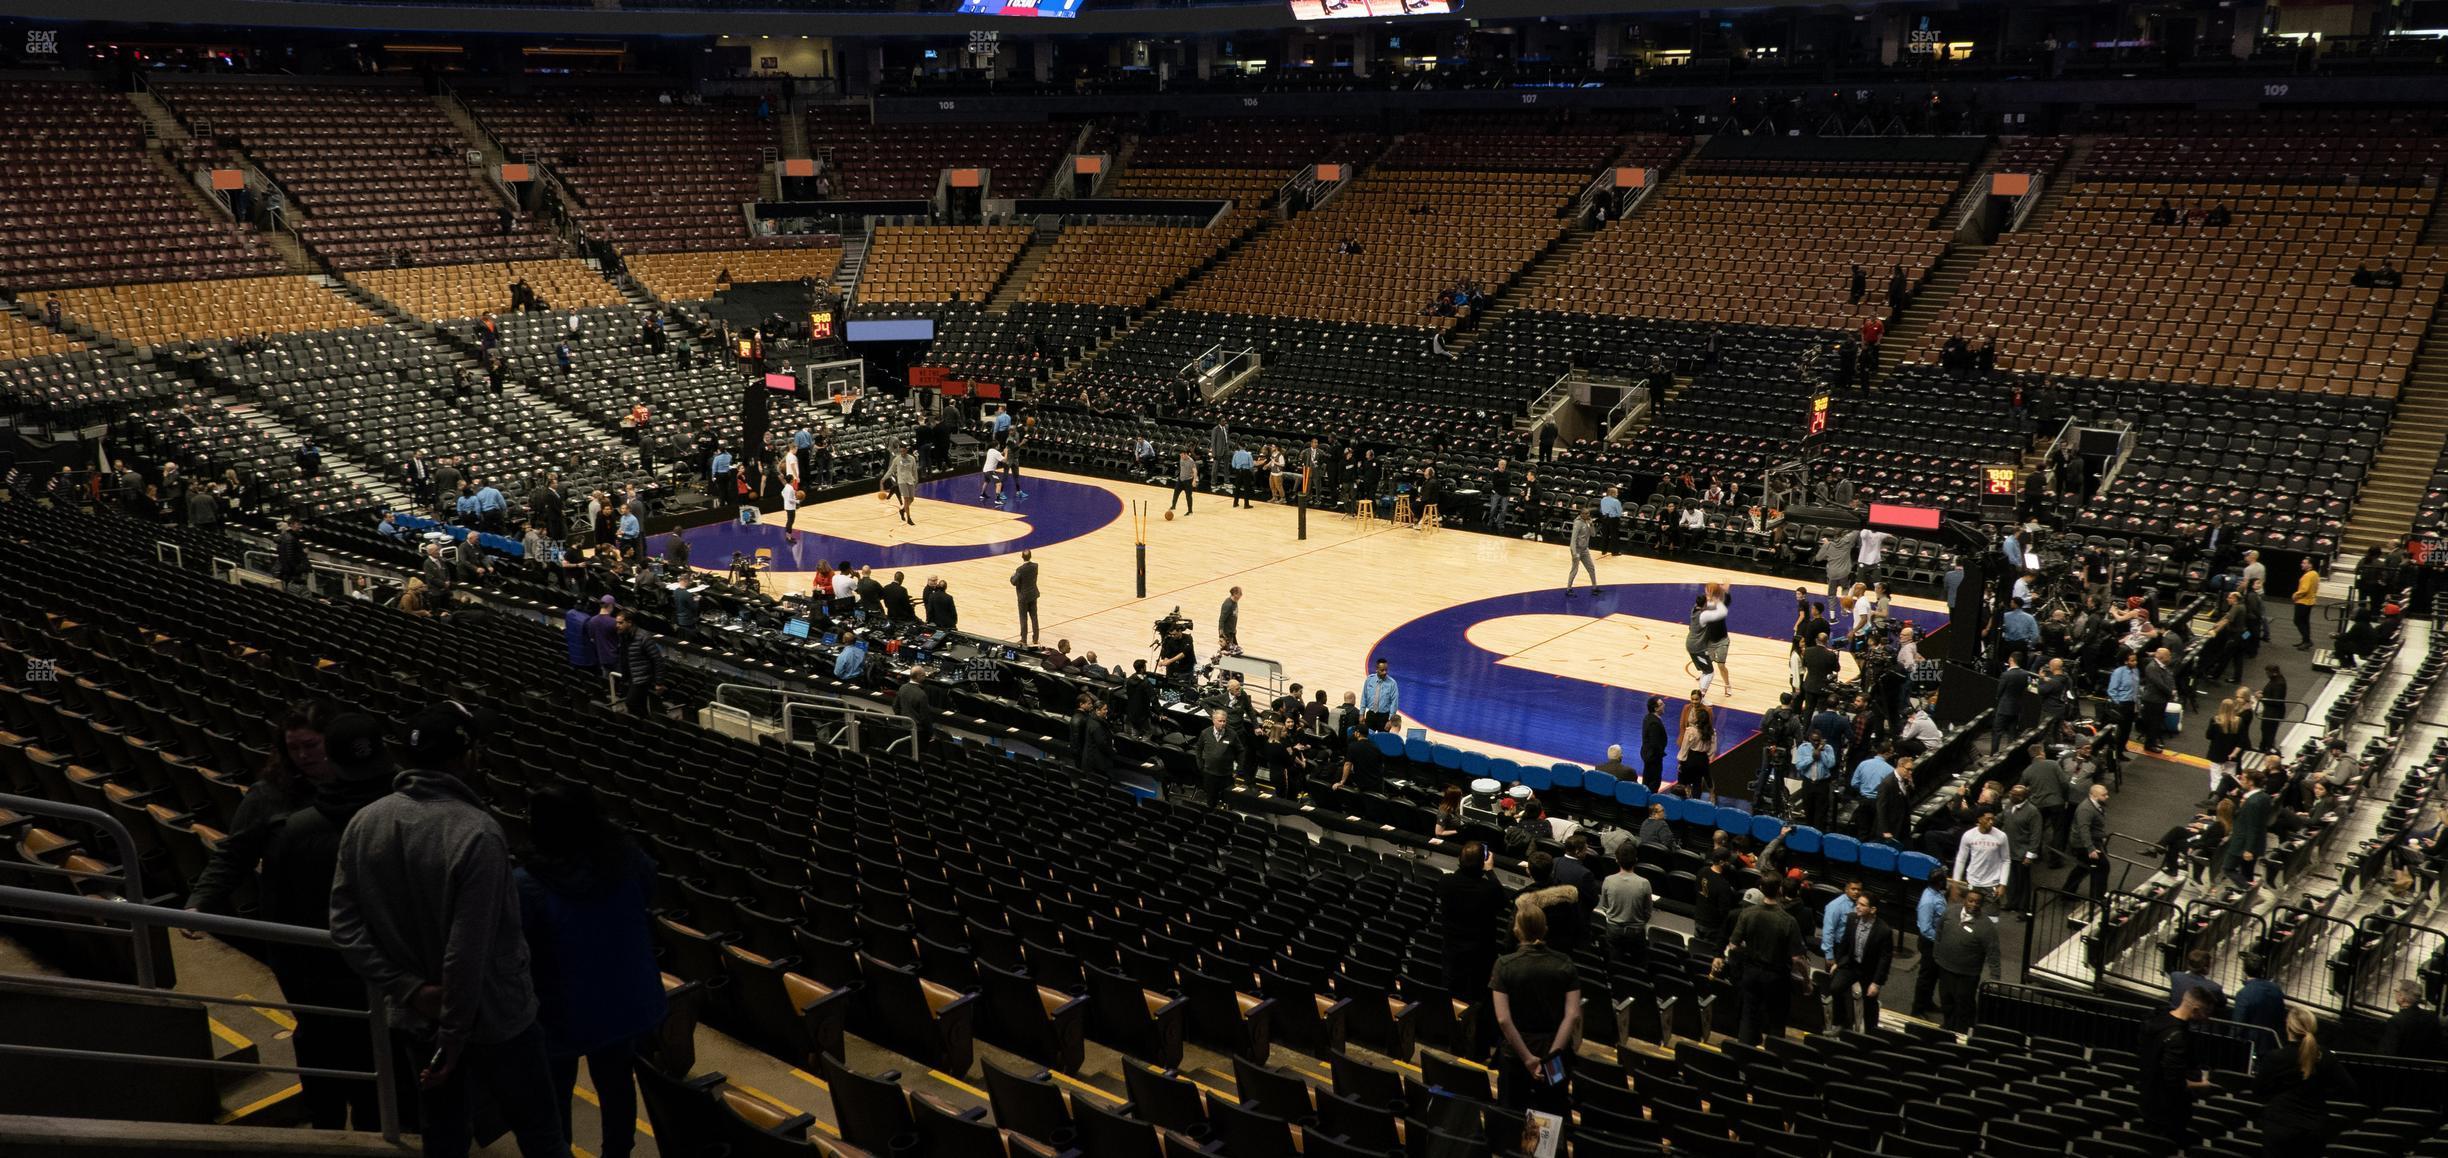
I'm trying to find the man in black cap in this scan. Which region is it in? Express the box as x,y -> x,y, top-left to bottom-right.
330,703 -> 567,1157
256,713 -> 397,1130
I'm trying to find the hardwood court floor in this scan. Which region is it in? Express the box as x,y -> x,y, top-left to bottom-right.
672,471 -> 1947,768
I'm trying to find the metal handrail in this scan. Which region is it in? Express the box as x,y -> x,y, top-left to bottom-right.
0,886 -> 401,1140
0,793 -> 149,929
712,682 -> 914,755
2007,174 -> 2047,232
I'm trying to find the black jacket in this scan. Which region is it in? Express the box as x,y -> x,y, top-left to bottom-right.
1641,714 -> 1669,760
276,530 -> 309,581
1436,869 -> 1506,962
1074,711 -> 1120,775
881,581 -> 915,621
1873,775 -> 1914,840
2380,1006 -> 2445,1060
1829,912 -> 1894,985
2251,1044 -> 2358,1138
617,629 -> 663,687
1193,725 -> 1240,780
923,586 -> 957,629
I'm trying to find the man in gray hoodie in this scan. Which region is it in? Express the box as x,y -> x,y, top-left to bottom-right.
330,703 -> 567,1157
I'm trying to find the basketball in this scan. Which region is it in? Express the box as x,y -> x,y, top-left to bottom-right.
1164,510 -> 1175,521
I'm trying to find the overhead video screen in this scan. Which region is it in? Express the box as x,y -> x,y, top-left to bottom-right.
1290,0 -> 1451,16
958,0 -> 1082,16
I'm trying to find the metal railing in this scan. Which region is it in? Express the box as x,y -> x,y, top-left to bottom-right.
2006,174 -> 2048,232
0,793 -> 401,1140
1978,981 -> 2275,1066
2173,899 -> 2269,997
1521,370 -> 1573,429
2266,899 -> 2358,1017
2343,913 -> 2448,1018
713,683 -> 915,756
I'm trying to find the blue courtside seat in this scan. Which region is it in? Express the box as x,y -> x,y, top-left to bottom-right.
1519,764 -> 1553,792
1371,732 -> 1404,759
1784,826 -> 1823,855
1658,796 -> 1687,824
1716,807 -> 1747,835
1821,833 -> 1861,865
1489,758 -> 1522,787
1857,842 -> 1899,875
1615,781 -> 1648,809
1459,751 -> 1490,781
1895,851 -> 1943,882
1748,814 -> 1784,844
1581,770 -> 1617,800
1548,764 -> 1583,792
1431,744 -> 1465,771
1404,736 -> 1433,765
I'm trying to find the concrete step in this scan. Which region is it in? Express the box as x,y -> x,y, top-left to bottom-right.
985,231 -> 1060,315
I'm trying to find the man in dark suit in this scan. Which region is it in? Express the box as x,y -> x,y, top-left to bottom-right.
923,577 -> 958,630
2066,783 -> 2111,916
1193,708 -> 1240,808
1998,784 -> 2044,917
1931,889 -> 1999,1032
406,452 -> 435,506
1639,697 -> 1669,795
1072,694 -> 1120,778
1992,651 -> 2033,753
1799,638 -> 1841,711
1872,759 -> 1916,846
528,473 -> 566,542
1010,550 -> 1040,645
2381,979 -> 2446,1060
2137,646 -> 2177,753
2220,770 -> 2273,886
431,458 -> 461,517
2017,743 -> 2072,864
1824,889 -> 1894,1030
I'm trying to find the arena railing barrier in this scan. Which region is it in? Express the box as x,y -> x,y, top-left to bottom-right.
0,794 -> 401,1141
1978,980 -> 2275,1064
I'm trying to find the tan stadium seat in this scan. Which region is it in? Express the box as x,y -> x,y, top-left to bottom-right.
351,258 -> 626,321
1169,169 -> 1580,329
0,313 -> 82,362
627,247 -> 844,304
856,226 -> 1029,306
1911,179 -> 2438,397
53,276 -> 383,349
1535,172 -> 1958,332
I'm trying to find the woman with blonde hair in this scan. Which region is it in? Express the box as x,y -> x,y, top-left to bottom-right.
2252,1005 -> 2356,1156
2206,696 -> 2246,794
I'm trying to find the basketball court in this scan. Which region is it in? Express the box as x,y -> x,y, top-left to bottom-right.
654,470 -> 1950,769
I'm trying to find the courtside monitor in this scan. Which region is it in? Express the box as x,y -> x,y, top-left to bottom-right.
1867,502 -> 1943,533
1293,0 -> 1449,15
845,319 -> 935,343
782,618 -> 812,639
959,0 -> 1081,14
764,372 -> 800,393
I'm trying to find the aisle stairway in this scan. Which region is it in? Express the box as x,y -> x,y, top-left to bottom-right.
985,231 -> 1060,315
2342,303 -> 2448,553
1442,230 -> 1592,353
1873,242 -> 1987,380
